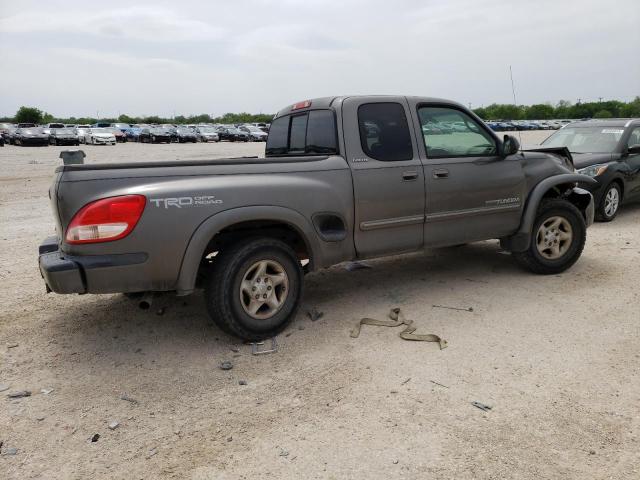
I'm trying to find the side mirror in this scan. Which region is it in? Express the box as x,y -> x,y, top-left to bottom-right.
502,134 -> 520,157
627,145 -> 640,155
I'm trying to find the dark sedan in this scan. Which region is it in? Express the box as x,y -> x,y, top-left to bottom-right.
49,127 -> 79,146
139,127 -> 172,144
216,126 -> 249,142
541,119 -> 640,221
14,127 -> 50,146
176,127 -> 198,143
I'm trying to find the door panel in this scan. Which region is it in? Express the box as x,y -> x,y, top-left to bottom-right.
342,97 -> 425,258
407,102 -> 526,247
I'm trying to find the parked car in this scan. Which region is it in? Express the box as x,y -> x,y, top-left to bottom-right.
105,127 -> 127,143
540,118 -> 640,221
83,127 -> 117,145
123,127 -> 142,142
139,127 -> 172,143
76,127 -> 91,144
216,126 -> 249,142
14,127 -> 49,146
93,122 -> 112,128
0,122 -> 13,144
195,126 -> 220,142
110,123 -> 131,132
49,127 -> 79,146
238,125 -> 268,141
175,126 -> 198,143
38,95 -> 595,341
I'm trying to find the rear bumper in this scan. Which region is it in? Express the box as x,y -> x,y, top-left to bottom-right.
38,237 -> 149,294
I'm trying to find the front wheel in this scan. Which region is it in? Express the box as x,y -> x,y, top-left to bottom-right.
204,238 -> 303,340
512,199 -> 586,275
596,183 -> 621,222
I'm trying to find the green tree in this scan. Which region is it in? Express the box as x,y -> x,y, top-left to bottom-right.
525,104 -> 554,120
594,109 -> 612,118
118,114 -> 136,124
15,106 -> 44,124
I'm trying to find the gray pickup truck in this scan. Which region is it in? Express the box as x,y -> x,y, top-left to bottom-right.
39,96 -> 595,339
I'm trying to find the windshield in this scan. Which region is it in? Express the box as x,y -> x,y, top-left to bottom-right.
56,128 -> 74,134
245,126 -> 263,132
542,127 -> 624,153
92,128 -> 109,133
150,128 -> 169,134
199,127 -> 215,133
177,127 -> 192,133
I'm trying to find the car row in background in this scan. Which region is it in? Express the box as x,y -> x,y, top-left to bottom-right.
485,119 -> 569,131
0,122 -> 270,146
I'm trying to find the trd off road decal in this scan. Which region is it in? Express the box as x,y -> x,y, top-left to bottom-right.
485,197 -> 520,207
149,195 -> 223,208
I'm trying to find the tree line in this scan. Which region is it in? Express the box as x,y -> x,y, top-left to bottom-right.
1,107 -> 275,126
473,97 -> 640,120
3,97 -> 639,125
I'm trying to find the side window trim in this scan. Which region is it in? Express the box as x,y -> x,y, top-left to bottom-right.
417,103 -> 498,160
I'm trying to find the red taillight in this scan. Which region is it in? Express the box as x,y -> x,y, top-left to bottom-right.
65,195 -> 146,244
292,100 -> 311,110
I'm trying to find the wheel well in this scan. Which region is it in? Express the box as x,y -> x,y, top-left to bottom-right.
609,178 -> 624,199
196,220 -> 311,284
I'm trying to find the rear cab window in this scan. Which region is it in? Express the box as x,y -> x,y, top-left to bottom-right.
266,110 -> 338,156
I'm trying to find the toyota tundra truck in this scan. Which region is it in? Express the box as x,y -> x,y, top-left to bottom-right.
39,96 -> 596,340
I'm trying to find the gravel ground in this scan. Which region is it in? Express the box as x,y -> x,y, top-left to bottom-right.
1,132 -> 639,479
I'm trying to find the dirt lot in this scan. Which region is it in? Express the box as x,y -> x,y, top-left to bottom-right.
1,133 -> 639,479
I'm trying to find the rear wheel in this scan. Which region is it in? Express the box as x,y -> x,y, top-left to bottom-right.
513,199 -> 586,274
204,238 -> 303,340
596,182 -> 621,222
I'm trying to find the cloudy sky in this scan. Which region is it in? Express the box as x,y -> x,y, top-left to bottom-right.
0,0 -> 638,118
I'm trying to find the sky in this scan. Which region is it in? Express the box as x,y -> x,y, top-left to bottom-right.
0,0 -> 638,118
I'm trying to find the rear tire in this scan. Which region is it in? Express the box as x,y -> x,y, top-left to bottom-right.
512,199 -> 586,274
204,238 -> 303,340
596,182 -> 621,222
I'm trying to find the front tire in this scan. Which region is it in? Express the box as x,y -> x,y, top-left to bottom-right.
204,238 -> 303,340
596,182 -> 621,222
512,199 -> 586,274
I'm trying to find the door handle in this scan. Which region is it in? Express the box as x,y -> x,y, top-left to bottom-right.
402,171 -> 418,181
433,168 -> 449,179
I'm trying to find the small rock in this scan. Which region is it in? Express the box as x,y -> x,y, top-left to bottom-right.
91,434 -> 100,443
7,343 -> 18,348
0,384 -> 9,392
134,348 -> 142,353
279,449 -> 289,457
156,307 -> 165,316
298,325 -> 305,331
220,361 -> 233,371
229,346 -> 240,353
36,416 -> 45,421
41,388 -> 53,395
7,390 -> 31,399
589,449 -> 596,455
147,447 -> 158,459
227,436 -> 233,442
3,447 -> 18,455
393,459 -> 399,464
108,421 -> 119,430
307,307 -> 324,322
238,380 -> 247,386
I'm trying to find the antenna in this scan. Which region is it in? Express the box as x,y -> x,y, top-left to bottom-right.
509,65 -> 522,147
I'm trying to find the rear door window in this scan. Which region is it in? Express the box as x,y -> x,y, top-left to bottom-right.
357,103 -> 413,161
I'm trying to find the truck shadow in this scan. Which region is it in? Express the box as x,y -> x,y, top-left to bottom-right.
45,238 -> 611,367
